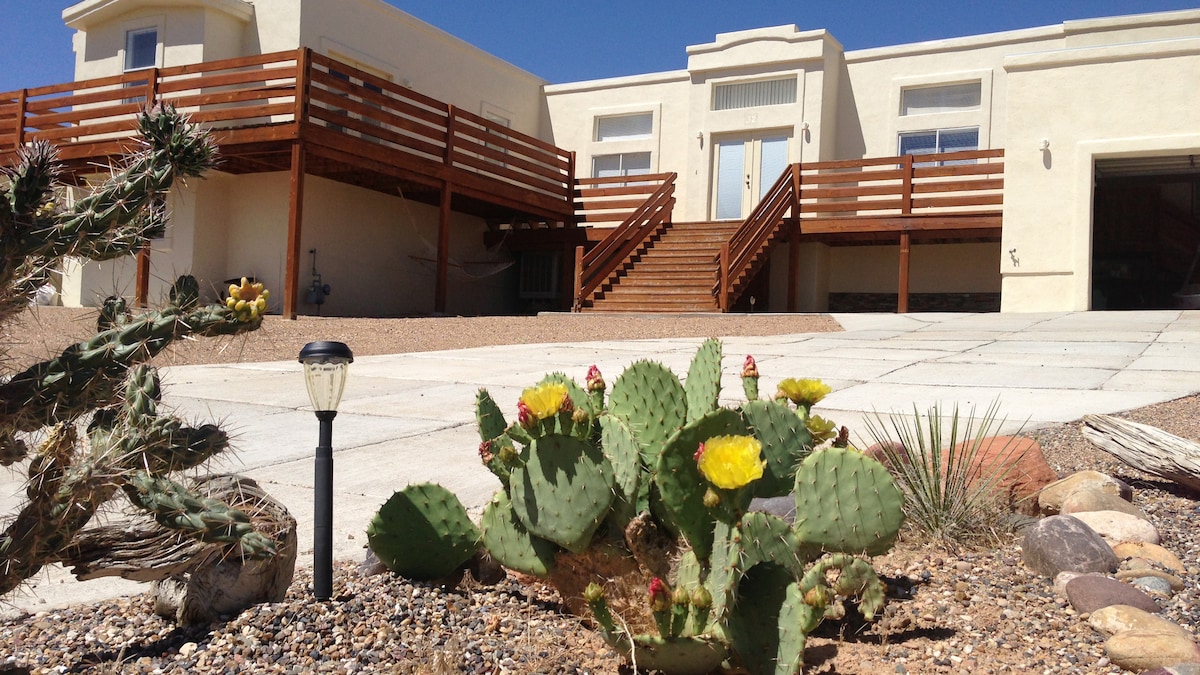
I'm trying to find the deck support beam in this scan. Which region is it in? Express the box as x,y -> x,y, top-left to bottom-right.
897,231 -> 911,314
135,243 -> 150,307
787,219 -> 800,313
284,139 -> 306,320
435,180 -> 452,314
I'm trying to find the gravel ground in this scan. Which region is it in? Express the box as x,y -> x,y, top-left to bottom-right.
2,307 -> 1199,674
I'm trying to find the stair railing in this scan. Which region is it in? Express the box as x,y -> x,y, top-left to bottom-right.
717,165 -> 798,311
573,173 -> 676,310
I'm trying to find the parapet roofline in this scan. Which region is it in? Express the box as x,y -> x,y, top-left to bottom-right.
64,0 -> 254,29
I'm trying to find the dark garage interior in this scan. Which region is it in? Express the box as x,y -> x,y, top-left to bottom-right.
1091,156 -> 1200,310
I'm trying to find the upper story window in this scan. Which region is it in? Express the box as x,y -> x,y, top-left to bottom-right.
595,113 -> 653,142
899,127 -> 979,166
125,27 -> 158,71
712,77 -> 797,111
901,82 -> 981,116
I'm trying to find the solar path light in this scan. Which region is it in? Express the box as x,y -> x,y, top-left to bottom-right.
298,340 -> 353,600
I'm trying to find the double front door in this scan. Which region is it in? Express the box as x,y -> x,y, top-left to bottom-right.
713,133 -> 790,220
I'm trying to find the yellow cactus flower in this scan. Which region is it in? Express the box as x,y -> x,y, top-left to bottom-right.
806,414 -> 837,444
695,435 -> 764,490
226,277 -> 269,323
776,378 -> 831,407
519,382 -> 570,420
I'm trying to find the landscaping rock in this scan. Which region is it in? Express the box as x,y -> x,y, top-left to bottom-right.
1113,542 -> 1187,573
1069,510 -> 1161,545
1054,570 -> 1096,598
1065,575 -> 1160,614
1130,576 -> 1176,598
953,435 -> 1057,515
1105,630 -> 1200,672
1117,568 -> 1186,591
1062,488 -> 1150,520
1088,604 -> 1190,637
1022,515 -> 1119,578
1135,664 -> 1200,675
1039,470 -> 1132,514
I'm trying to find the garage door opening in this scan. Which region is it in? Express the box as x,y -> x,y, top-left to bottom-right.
1092,156 -> 1200,310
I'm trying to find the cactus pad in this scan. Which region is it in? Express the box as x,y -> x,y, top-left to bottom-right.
739,511 -> 814,577
741,399 -> 813,498
727,562 -> 809,675
608,360 -> 687,465
510,434 -> 614,552
793,447 -> 904,555
475,388 -> 508,442
480,492 -> 559,577
618,635 -> 729,675
598,414 -> 642,523
684,338 -> 723,423
367,483 -> 480,581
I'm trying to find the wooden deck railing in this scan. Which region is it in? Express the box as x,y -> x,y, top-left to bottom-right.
719,149 -> 1005,309
0,49 -> 573,209
572,173 -> 676,309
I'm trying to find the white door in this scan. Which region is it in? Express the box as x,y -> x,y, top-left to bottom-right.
712,134 -> 790,220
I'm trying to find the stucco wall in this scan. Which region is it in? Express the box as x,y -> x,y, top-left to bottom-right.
1002,37 -> 1200,311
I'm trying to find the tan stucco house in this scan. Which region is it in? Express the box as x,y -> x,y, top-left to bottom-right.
18,1 -> 1200,315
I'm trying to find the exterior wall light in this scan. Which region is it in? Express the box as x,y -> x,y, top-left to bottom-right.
1039,139 -> 1050,152
298,340 -> 354,600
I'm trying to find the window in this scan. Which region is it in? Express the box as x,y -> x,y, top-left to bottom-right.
125,28 -> 158,71
712,78 -> 797,111
595,113 -> 653,142
901,82 -> 981,116
899,127 -> 979,166
592,152 -> 651,179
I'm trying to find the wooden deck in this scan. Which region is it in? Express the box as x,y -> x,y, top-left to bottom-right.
0,49 -> 575,317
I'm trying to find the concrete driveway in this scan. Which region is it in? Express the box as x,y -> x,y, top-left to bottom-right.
3,310 -> 1198,616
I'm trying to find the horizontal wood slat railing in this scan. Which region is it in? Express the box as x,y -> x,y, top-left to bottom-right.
719,149 -> 1005,310
573,173 -> 676,309
0,49 -> 574,212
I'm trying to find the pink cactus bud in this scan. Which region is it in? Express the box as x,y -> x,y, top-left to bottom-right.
648,577 -> 671,612
517,400 -> 533,429
478,440 -> 494,464
693,442 -> 706,463
586,365 -> 606,393
742,355 -> 759,379
560,393 -> 574,415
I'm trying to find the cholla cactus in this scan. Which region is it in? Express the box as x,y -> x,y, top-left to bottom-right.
0,106 -> 277,598
369,339 -> 906,674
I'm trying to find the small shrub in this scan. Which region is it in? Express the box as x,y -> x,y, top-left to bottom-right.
862,401 -> 1028,545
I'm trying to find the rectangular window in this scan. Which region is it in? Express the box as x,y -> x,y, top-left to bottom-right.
898,127 -> 979,166
125,28 -> 158,71
595,113 -> 653,142
712,78 -> 797,111
592,152 -> 651,179
901,82 -> 981,116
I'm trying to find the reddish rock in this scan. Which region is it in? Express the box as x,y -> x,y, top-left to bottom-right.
951,436 -> 1057,515
1065,574 -> 1161,614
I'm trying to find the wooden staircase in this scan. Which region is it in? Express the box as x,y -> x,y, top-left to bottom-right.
581,221 -> 739,312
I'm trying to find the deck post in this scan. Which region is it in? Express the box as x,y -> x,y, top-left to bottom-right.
719,242 -> 730,313
284,139 -> 306,320
787,218 -> 800,313
573,245 -> 584,312
435,180 -> 452,314
135,243 -> 151,307
14,89 -> 27,149
898,230 -> 911,314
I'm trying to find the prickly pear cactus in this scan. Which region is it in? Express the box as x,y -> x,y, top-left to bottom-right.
0,106 -> 281,600
368,483 -> 481,580
373,337 -> 906,674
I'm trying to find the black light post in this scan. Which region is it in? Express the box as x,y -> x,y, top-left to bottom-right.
298,340 -> 353,600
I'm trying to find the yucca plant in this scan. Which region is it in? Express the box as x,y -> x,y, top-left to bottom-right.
861,401 -> 1028,544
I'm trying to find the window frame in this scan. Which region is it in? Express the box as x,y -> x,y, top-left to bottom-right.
594,112 -> 654,142
711,76 -> 798,111
898,127 -> 980,166
124,26 -> 160,72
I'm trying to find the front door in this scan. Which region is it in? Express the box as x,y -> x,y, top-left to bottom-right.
713,133 -> 790,220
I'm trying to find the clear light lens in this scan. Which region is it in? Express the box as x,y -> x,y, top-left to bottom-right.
303,361 -> 349,412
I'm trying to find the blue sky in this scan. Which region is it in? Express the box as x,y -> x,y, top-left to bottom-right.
3,1 -> 1198,92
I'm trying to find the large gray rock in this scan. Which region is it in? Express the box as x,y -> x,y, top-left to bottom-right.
1022,515 -> 1119,578
1038,470 -> 1132,515
1065,575 -> 1160,614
